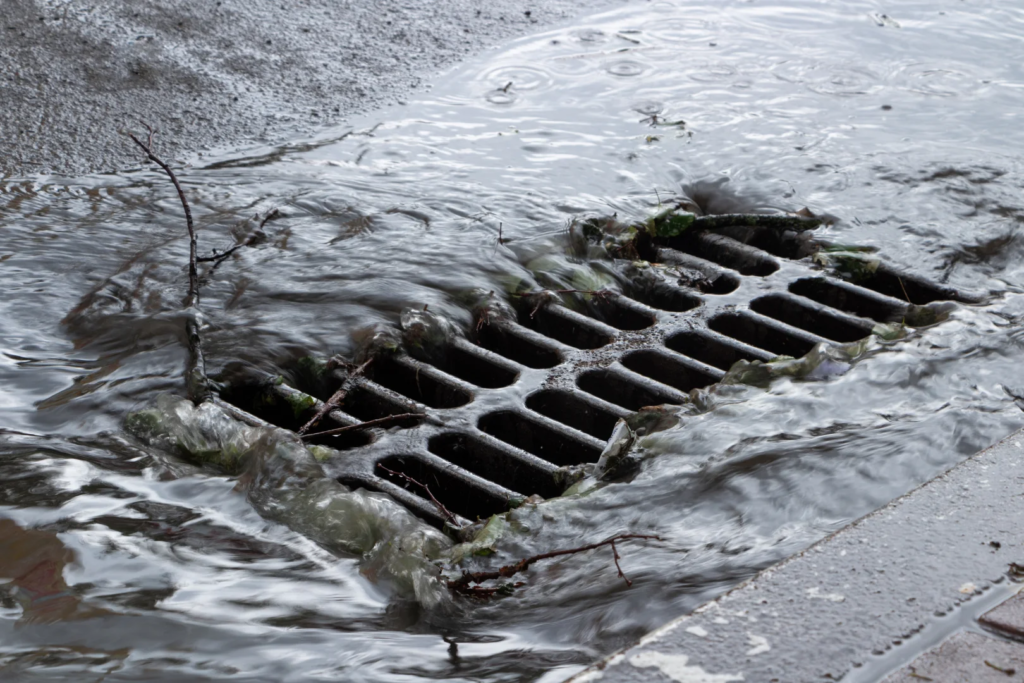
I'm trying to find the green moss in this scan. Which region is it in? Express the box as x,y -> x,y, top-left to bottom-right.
285,390 -> 317,420
645,209 -> 695,238
308,445 -> 334,462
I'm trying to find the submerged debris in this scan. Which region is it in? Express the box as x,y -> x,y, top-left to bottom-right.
722,338 -> 877,388
126,395 -> 453,608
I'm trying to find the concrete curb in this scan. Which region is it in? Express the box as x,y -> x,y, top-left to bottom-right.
569,428 -> 1024,682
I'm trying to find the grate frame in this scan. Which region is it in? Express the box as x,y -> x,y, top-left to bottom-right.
218,226 -> 982,529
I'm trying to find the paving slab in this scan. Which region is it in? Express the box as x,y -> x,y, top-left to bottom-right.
568,429 -> 1024,683
981,592 -> 1024,642
882,632 -> 1024,683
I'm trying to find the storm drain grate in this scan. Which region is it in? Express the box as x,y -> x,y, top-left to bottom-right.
218,224 -> 980,528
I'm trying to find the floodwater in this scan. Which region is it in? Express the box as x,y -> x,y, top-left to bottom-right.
2,0 -> 1024,680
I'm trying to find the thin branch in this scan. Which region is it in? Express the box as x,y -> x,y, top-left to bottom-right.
447,533 -> 660,596
300,412 -> 423,439
126,126 -> 199,310
611,538 -> 631,587
198,208 -> 280,267
126,124 -> 210,404
297,357 -> 372,435
377,463 -> 461,529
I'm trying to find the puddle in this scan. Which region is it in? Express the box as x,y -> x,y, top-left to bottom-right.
1,0 -> 1024,680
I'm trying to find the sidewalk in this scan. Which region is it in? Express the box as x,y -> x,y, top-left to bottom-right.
569,429 -> 1024,683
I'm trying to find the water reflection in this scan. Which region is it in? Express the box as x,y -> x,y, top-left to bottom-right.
0,519 -> 103,625
1,0 -> 1023,680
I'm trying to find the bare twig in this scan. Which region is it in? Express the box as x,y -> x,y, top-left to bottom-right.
300,412 -> 423,439
610,538 -> 631,587
447,533 -> 660,597
297,358 -> 372,435
198,208 -> 280,267
126,124 -> 210,404
377,463 -> 460,529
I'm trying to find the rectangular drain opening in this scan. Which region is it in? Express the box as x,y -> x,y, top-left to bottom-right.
627,283 -> 703,313
219,382 -> 375,450
478,411 -> 602,466
577,368 -> 685,411
665,233 -> 780,276
340,384 -> 419,422
838,266 -> 965,305
749,294 -> 874,343
521,306 -> 613,350
428,433 -> 562,499
649,246 -> 742,294
368,358 -> 471,409
376,455 -> 512,521
525,389 -> 623,441
665,331 -> 770,371
588,296 -> 657,331
709,312 -> 818,357
789,278 -> 907,322
620,350 -> 721,393
423,344 -> 519,389
475,324 -> 562,369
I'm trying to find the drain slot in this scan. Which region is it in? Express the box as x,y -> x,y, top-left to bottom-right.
664,330 -> 772,371
368,357 -> 472,409
789,277 -> 908,322
428,433 -> 562,499
420,341 -> 519,389
219,379 -> 375,448
376,455 -> 513,521
627,282 -> 703,312
522,305 -> 614,350
476,322 -> 563,369
478,410 -> 603,466
589,296 -> 657,331
621,349 -> 722,393
749,294 -> 875,343
709,312 -> 820,357
652,246 -> 741,294
665,232 -> 780,276
525,389 -> 626,441
341,383 -> 420,421
577,367 -> 687,411
836,263 -> 975,305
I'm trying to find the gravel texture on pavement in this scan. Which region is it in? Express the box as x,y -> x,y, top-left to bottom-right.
0,0 -> 619,176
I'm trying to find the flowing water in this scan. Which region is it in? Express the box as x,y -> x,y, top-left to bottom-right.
2,0 -> 1024,680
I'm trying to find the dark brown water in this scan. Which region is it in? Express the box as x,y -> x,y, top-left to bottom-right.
2,0 -> 1024,680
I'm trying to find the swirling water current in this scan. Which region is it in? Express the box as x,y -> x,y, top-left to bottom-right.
2,0 -> 1024,680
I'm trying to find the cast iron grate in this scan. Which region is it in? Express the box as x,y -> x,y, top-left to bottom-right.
218,225 -> 980,529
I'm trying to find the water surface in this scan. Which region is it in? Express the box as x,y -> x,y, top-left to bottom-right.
2,0 -> 1024,680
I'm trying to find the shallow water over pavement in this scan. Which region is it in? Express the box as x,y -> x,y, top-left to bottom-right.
2,0 -> 1024,680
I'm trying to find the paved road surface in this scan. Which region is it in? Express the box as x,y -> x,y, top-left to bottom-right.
0,0 -> 617,176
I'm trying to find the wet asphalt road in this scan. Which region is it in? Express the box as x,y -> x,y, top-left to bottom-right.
0,0 -> 618,176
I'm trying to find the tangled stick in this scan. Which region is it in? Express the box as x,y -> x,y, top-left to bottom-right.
297,358 -> 373,435
198,208 -> 280,271
376,463 -> 461,529
448,533 -> 661,597
300,412 -> 423,439
126,124 -> 210,404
